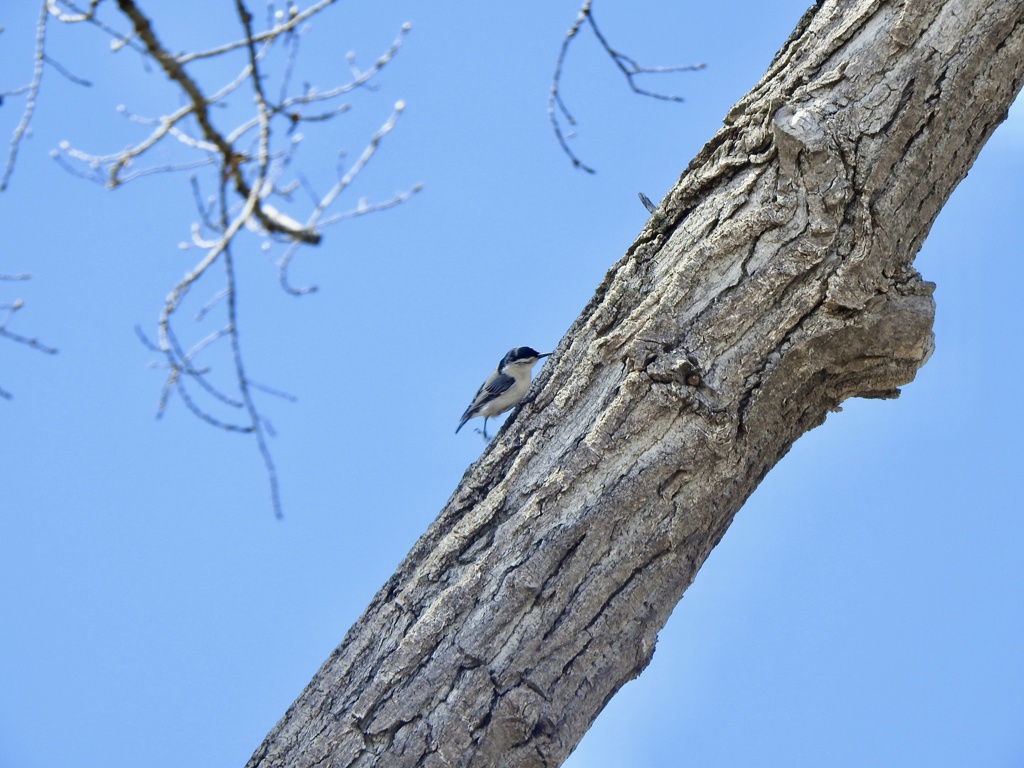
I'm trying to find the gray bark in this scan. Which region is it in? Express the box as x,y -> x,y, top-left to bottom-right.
247,0 -> 1024,765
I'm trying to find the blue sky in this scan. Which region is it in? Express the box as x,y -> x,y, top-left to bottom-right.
2,2 -> 1022,766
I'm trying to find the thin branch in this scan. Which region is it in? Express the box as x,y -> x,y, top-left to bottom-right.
173,377 -> 254,432
0,280 -> 58,355
0,273 -> 58,400
157,174 -> 261,361
175,0 -> 338,64
42,54 -> 93,86
45,0 -> 101,24
2,1 -> 49,191
46,0 -> 145,53
165,324 -> 246,410
223,21 -> 410,146
189,175 -> 221,234
116,156 -> 219,184
30,0 -> 417,516
548,1 -> 595,174
93,67 -> 254,186
223,234 -> 283,518
548,0 -> 705,173
138,323 -> 247,417
249,380 -> 297,402
278,102 -> 421,295
276,20 -> 301,107
0,324 -> 59,355
278,183 -> 422,295
194,288 -> 229,322
234,0 -> 273,236
235,0 -> 270,110
314,184 -> 423,228
584,10 -> 704,102
308,102 -> 406,223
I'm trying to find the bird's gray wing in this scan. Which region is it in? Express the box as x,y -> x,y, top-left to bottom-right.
481,372 -> 515,397
458,371 -> 515,424
469,372 -> 514,410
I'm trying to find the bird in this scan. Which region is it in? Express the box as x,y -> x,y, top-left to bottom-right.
456,346 -> 551,439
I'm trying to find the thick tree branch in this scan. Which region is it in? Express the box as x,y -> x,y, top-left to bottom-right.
250,0 -> 1023,762
250,0 -> 1022,762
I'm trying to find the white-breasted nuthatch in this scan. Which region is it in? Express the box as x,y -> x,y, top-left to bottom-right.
456,346 -> 551,439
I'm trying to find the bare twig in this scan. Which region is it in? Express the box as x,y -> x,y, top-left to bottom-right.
42,54 -> 93,86
278,101 -> 422,294
1,273 -> 58,400
17,0 -> 417,515
549,2 -> 595,174
0,273 -> 59,360
0,307 -> 58,355
224,238 -> 283,518
176,0 -> 337,64
585,8 -> 704,101
2,2 -> 49,191
549,0 -> 705,173
45,0 -> 101,24
46,0 -> 145,53
0,323 -> 58,355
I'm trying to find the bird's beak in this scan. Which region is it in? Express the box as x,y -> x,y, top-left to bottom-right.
538,352 -> 552,359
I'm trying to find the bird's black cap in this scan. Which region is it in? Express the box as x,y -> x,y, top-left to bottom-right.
502,346 -> 550,365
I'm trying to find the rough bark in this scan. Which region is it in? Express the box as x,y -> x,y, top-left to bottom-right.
247,0 -> 1024,765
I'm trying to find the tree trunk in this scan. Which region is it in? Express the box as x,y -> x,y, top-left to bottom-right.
247,1 -> 1024,765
